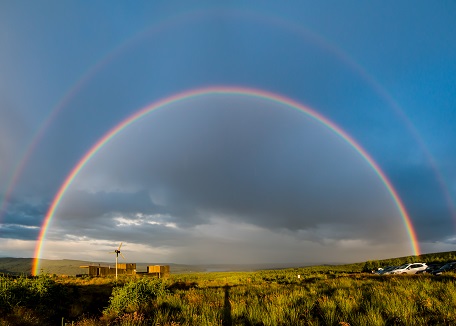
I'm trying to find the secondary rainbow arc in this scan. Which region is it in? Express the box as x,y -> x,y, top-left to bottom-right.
32,86 -> 420,275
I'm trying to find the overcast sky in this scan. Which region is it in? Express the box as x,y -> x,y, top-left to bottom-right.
1,1 -> 456,266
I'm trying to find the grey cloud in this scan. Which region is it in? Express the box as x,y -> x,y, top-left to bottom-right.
49,95 -> 410,250
0,198 -> 47,239
0,224 -> 39,240
56,189 -> 162,221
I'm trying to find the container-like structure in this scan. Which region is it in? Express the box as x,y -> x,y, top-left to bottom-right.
79,263 -> 170,278
146,265 -> 170,278
79,263 -> 136,277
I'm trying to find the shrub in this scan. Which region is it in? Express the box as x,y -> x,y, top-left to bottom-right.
0,274 -> 68,324
104,278 -> 168,317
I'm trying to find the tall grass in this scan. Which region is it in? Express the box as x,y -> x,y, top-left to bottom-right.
2,271 -> 456,325
0,274 -> 67,325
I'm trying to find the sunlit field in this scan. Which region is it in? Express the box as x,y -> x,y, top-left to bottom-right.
2,261 -> 456,326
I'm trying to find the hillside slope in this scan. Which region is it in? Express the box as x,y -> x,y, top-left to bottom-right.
0,257 -> 207,275
2,250 -> 456,275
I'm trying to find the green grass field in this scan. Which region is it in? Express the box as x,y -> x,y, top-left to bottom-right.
1,265 -> 456,326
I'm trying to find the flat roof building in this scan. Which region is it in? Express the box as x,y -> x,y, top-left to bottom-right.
79,263 -> 170,278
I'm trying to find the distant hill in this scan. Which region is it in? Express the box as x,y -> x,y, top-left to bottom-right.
0,257 -> 36,275
2,251 -> 456,276
0,257 -> 208,276
321,250 -> 456,273
0,258 -> 313,276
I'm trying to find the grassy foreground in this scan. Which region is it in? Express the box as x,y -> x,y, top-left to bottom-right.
1,268 -> 456,325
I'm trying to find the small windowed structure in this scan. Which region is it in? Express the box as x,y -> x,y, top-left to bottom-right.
79,263 -> 136,277
147,265 -> 170,278
79,263 -> 170,278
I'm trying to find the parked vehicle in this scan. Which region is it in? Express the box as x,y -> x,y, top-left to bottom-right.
416,263 -> 444,274
375,266 -> 397,275
385,263 -> 427,275
432,262 -> 456,275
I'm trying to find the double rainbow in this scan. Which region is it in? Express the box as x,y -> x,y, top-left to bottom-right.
32,86 -> 420,275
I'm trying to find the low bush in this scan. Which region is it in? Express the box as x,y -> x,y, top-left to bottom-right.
103,277 -> 168,317
0,274 -> 68,324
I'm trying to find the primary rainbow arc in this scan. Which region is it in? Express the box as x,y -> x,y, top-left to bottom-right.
32,86 -> 420,275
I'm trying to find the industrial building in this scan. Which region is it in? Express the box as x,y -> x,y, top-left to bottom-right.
145,265 -> 170,278
79,263 -> 170,278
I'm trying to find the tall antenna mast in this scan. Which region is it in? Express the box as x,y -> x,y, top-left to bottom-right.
109,242 -> 125,280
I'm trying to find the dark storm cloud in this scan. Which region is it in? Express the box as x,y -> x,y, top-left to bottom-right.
56,190 -> 162,221
0,197 -> 46,239
52,96 -> 407,249
3,208 -> 44,228
0,224 -> 39,240
50,213 -> 184,243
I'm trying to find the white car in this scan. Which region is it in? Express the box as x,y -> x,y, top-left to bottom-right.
385,263 -> 427,275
